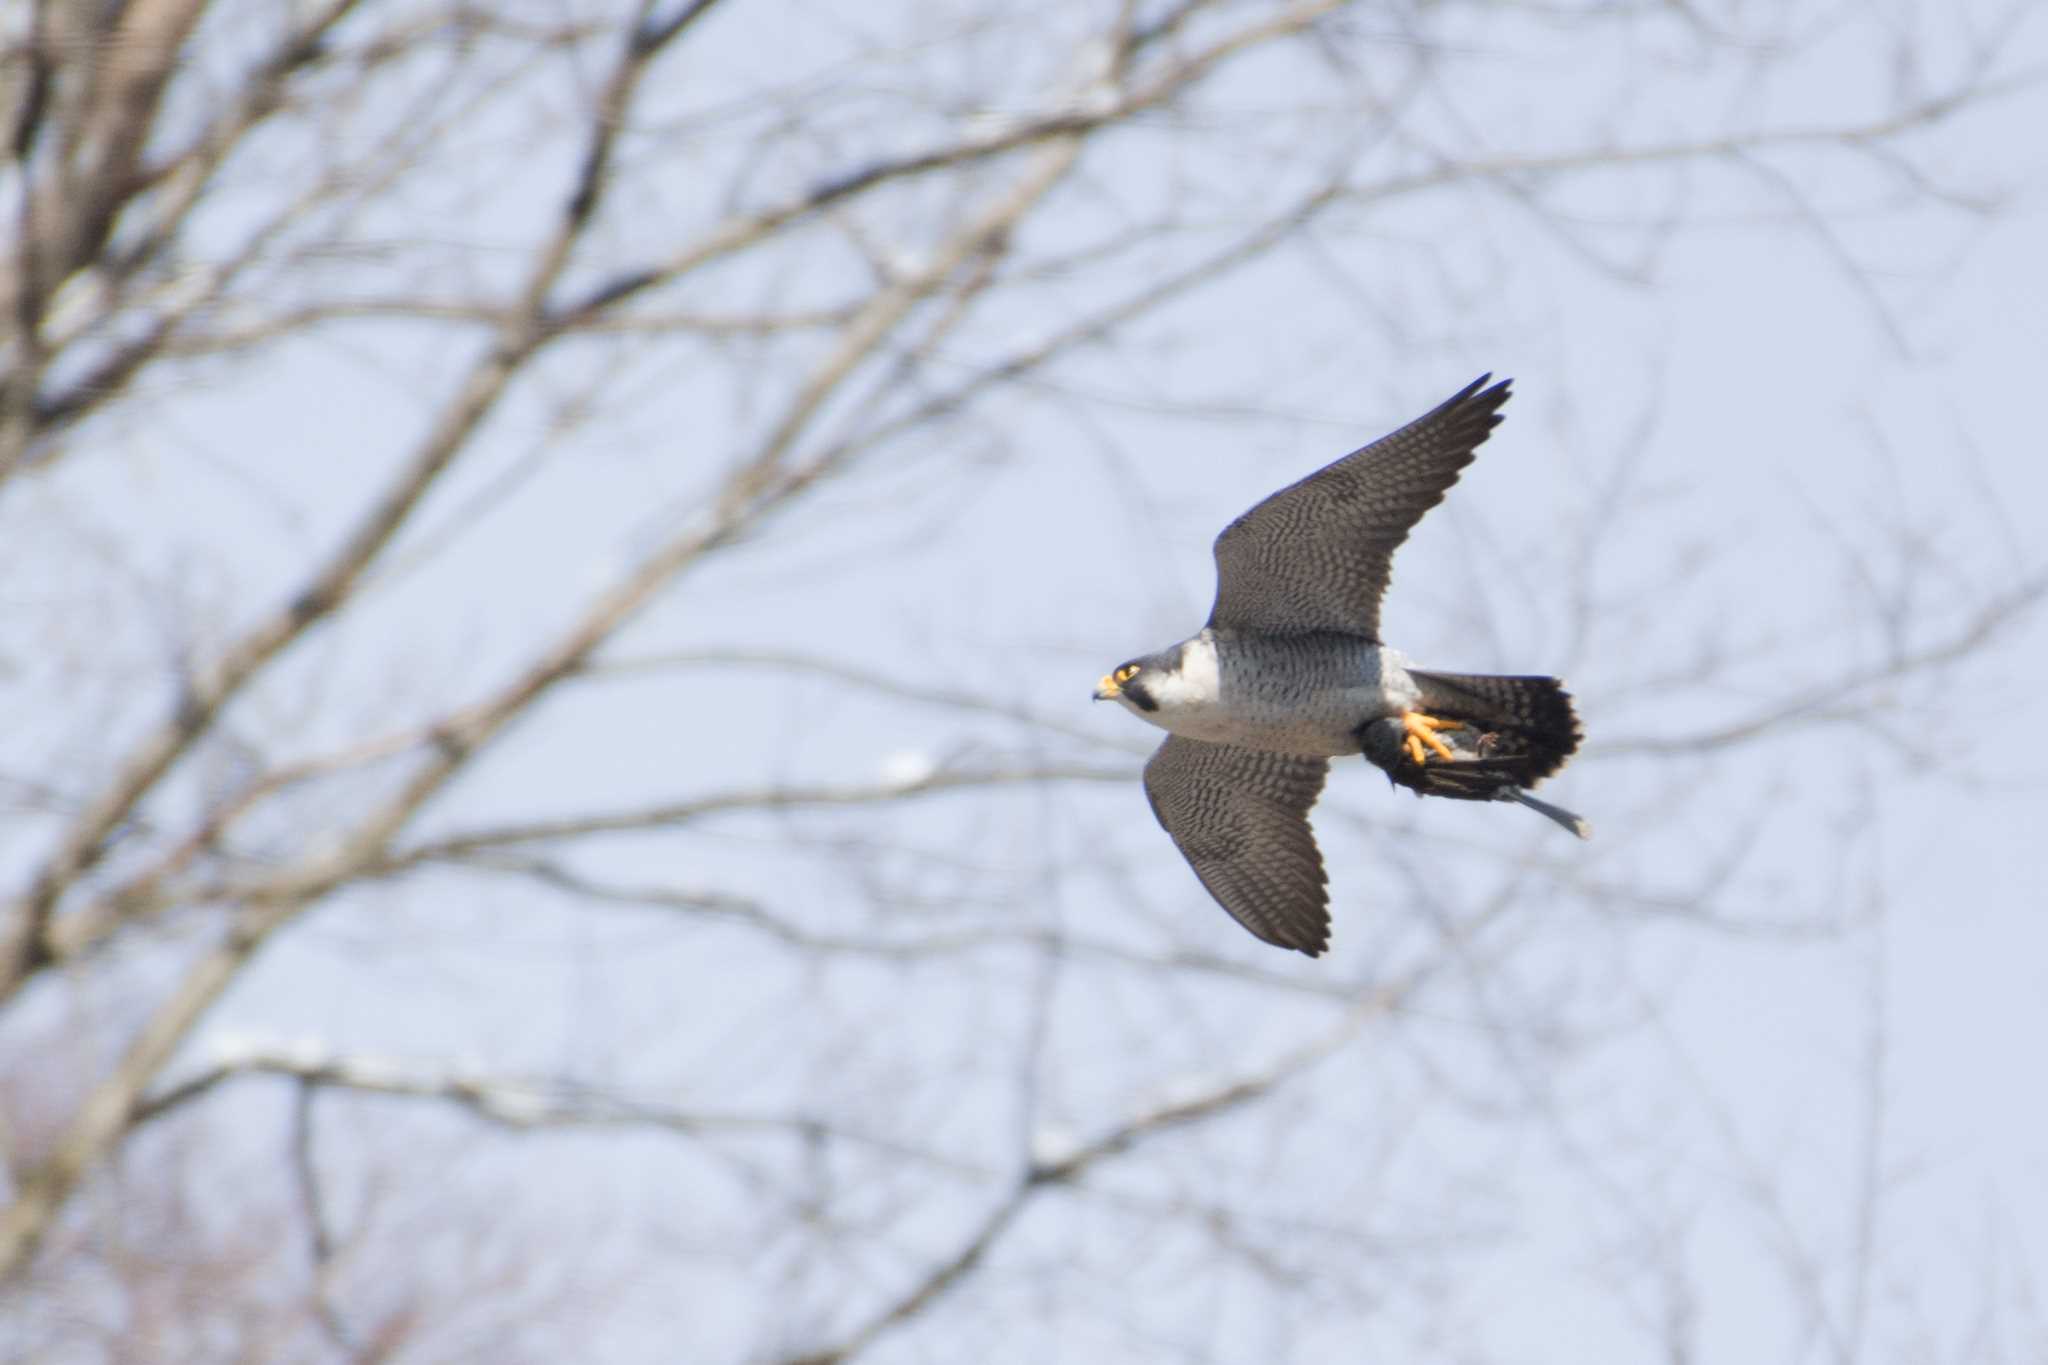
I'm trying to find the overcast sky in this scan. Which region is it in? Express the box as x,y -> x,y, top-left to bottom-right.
7,2 -> 2047,1360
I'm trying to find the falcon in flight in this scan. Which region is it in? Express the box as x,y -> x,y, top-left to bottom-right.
1094,376 -> 1587,957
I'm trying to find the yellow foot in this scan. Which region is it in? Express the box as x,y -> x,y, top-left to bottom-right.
1401,711 -> 1464,765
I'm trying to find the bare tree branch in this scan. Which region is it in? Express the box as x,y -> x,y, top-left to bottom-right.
137,1046 -> 993,1182
783,988 -> 1400,1365
1,1 -> 2036,1353
1594,574 -> 2045,758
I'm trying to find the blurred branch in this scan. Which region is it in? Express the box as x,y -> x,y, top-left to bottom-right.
2,0 -> 209,467
784,988 -> 1398,1364
0,65 -> 1096,1289
403,851 -> 1396,1001
159,299 -> 864,356
137,1045 -> 993,1182
0,0 -> 363,478
373,762 -> 1133,873
0,2 -> 728,1279
550,0 -> 1354,327
0,4 -> 708,1004
289,1080 -> 366,1359
1593,574 -> 2045,758
590,647 -> 1145,752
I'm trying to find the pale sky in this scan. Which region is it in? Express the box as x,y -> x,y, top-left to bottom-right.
7,2 -> 2046,1360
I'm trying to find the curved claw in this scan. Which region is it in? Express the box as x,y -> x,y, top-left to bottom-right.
1401,710 -> 1464,765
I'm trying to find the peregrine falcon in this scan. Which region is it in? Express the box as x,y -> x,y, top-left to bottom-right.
1094,375 -> 1587,957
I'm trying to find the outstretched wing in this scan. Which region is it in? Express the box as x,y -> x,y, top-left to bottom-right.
1207,375 -> 1511,638
1141,735 -> 1332,956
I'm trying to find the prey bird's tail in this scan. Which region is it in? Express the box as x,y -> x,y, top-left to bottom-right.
1502,786 -> 1592,840
1359,670 -> 1589,838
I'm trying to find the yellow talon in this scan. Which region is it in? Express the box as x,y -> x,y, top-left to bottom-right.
1401,710 -> 1464,764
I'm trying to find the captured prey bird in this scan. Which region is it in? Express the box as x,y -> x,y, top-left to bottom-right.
1093,375 -> 1588,957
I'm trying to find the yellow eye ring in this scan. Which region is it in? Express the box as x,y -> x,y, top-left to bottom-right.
1114,664 -> 1140,683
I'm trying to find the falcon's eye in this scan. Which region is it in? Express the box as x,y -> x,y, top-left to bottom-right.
1114,664 -> 1141,684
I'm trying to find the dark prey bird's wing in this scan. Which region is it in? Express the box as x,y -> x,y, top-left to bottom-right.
1207,375 -> 1511,638
1142,735 -> 1332,956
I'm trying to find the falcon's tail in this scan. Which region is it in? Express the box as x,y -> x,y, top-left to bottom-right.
1360,670 -> 1587,835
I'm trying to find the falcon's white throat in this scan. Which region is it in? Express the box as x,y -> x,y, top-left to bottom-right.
1125,635 -> 1221,726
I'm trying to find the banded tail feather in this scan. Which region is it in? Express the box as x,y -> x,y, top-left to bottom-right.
1359,670 -> 1589,838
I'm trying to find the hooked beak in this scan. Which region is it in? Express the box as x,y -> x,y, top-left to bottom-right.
1093,673 -> 1121,702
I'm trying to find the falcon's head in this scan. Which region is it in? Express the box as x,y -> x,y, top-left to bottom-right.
1093,638 -> 1218,718
1093,655 -> 1161,711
